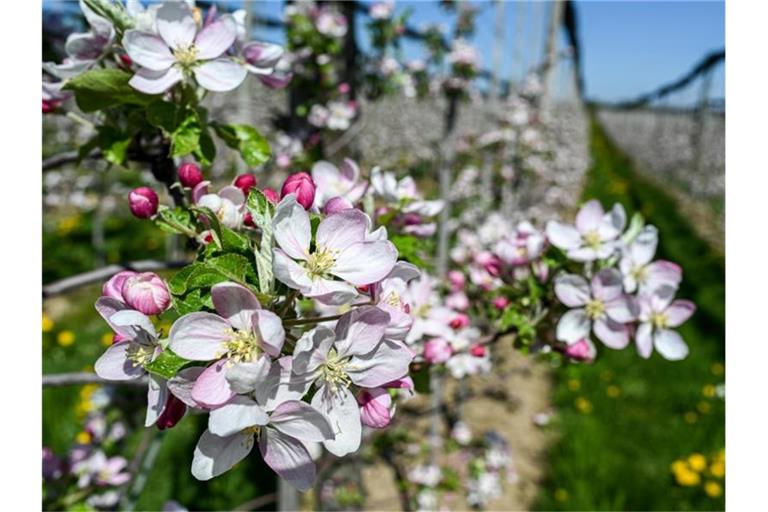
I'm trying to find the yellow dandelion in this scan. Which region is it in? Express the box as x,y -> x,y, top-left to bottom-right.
80,384 -> 99,402
670,460 -> 687,474
697,401 -> 711,414
711,362 -> 724,376
687,453 -> 707,472
567,378 -> 581,391
575,397 -> 592,414
56,330 -> 76,347
57,214 -> 81,235
101,332 -> 114,347
684,411 -> 698,424
42,313 -> 54,333
715,449 -> 725,463
704,480 -> 722,498
702,384 -> 716,398
709,460 -> 725,478
554,489 -> 568,502
674,468 -> 701,487
75,431 -> 92,445
606,385 -> 621,398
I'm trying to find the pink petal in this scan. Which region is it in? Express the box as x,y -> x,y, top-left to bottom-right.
194,15 -> 237,60
316,209 -> 368,253
575,200 -> 604,233
191,360 -> 235,408
168,312 -> 229,361
211,282 -> 261,331
554,274 -> 590,307
665,300 -> 696,327
333,241 -> 398,286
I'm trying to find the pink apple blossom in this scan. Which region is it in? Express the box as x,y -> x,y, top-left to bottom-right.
546,200 -> 626,262
635,285 -> 695,360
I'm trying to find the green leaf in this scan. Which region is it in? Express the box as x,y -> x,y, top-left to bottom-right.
96,126 -> 133,165
205,253 -> 256,285
62,68 -> 157,113
144,349 -> 191,379
213,123 -> 271,167
168,264 -> 197,295
195,129 -> 216,165
154,207 -> 195,236
171,110 -> 203,158
246,190 -> 276,294
390,234 -> 426,267
147,100 -> 182,133
174,288 -> 204,315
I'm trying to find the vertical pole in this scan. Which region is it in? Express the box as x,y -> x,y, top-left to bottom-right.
540,0 -> 565,112
512,0 -> 527,83
490,0 -> 505,100
278,478 -> 300,512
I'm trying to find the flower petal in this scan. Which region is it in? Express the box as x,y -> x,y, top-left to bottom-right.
630,225 -> 658,265
545,221 -> 581,250
591,268 -> 624,302
575,200 -> 604,233
145,375 -> 168,427
347,339 -> 414,388
665,300 -> 696,327
334,306 -> 389,357
332,241 -> 398,286
292,326 -> 335,375
191,360 -> 235,408
307,279 -> 360,305
256,356 -> 313,412
605,296 -> 638,323
211,282 -> 260,331
168,312 -> 229,361
311,386 -> 361,457
593,317 -> 630,349
208,395 -> 268,437
242,41 -> 283,70
556,308 -> 590,344
635,322 -> 653,359
129,66 -> 182,94
194,15 -> 236,60
253,310 -> 285,358
599,203 -> 626,240
272,249 -> 313,291
273,195 -> 311,260
194,59 -> 247,92
316,209 -> 368,253
122,30 -> 174,71
644,260 -> 683,292
167,366 -> 206,408
225,357 -> 272,394
156,1 -> 196,49
554,274 -> 590,307
192,430 -> 253,481
654,329 -> 689,361
94,342 -> 145,380
259,427 -> 317,491
269,400 -> 335,442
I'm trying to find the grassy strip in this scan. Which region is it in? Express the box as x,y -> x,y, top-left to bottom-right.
534,117 -> 725,511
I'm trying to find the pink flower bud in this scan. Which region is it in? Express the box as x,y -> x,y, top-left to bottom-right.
103,270 -> 138,302
234,173 -> 258,195
324,196 -> 353,214
532,260 -> 549,282
281,172 -> 316,209
492,296 -> 509,310
447,270 -> 465,291
128,187 -> 159,219
564,338 -> 596,363
177,162 -> 203,188
243,212 -> 255,227
470,343 -> 486,358
198,230 -> 214,245
262,187 -> 279,204
338,82 -> 351,94
446,291 -> 469,311
449,313 -> 470,330
121,272 -> 171,315
156,394 -> 187,430
357,388 -> 392,428
423,338 -> 452,364
119,54 -> 133,67
42,100 -> 59,114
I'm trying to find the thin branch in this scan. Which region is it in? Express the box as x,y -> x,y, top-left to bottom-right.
43,259 -> 188,298
42,149 -> 101,171
233,493 -> 277,511
120,429 -> 164,511
42,372 -> 148,387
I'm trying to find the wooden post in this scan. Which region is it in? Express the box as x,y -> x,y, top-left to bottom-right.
540,0 -> 565,112
490,0 -> 505,100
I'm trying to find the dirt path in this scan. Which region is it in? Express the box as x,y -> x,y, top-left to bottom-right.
361,341 -> 554,511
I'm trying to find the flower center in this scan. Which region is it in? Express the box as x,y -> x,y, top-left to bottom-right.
650,311 -> 668,329
321,349 -> 352,392
306,247 -> 336,280
584,231 -> 601,250
240,426 -> 261,450
126,343 -> 154,367
384,291 -> 402,308
414,303 -> 431,318
173,44 -> 199,67
224,328 -> 260,364
631,264 -> 648,282
585,299 -> 605,319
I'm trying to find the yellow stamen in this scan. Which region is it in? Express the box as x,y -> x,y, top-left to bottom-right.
173,44 -> 199,67
223,329 -> 261,365
322,349 -> 352,392
585,299 -> 605,319
306,247 -> 337,280
583,231 -> 601,250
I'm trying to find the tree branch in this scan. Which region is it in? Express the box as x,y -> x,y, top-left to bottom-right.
43,259 -> 189,298
42,372 -> 148,387
42,149 -> 101,171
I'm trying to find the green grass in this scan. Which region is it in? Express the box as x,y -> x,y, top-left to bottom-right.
534,117 -> 725,511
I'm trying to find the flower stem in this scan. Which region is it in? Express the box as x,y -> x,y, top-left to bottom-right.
283,314 -> 345,326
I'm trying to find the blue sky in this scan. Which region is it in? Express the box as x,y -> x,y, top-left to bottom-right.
45,0 -> 725,105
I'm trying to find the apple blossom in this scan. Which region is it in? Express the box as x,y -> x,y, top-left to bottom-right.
635,285 -> 696,360
546,200 -> 626,262
423,338 -> 452,364
122,2 -> 246,93
168,282 -> 285,407
563,338 -> 597,363
291,307 -> 414,456
554,268 -> 637,349
357,388 -> 393,428
619,225 -> 682,293
233,173 -> 258,195
281,172 -> 316,210
312,159 -> 368,208
178,162 -> 203,188
128,187 -> 159,219
272,196 -> 397,305
324,196 -> 354,214
121,272 -> 171,316
196,186 -> 245,229
370,261 -> 421,342
102,270 -> 137,302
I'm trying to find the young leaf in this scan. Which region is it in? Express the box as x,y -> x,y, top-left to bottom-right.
213,123 -> 271,167
144,349 -> 190,379
63,68 -> 157,112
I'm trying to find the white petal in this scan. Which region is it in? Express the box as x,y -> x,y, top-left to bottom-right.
194,59 -> 247,92
122,30 -> 174,71
554,274 -> 590,307
545,221 -> 581,250
208,396 -> 269,437
332,241 -> 398,286
156,1 -> 196,49
259,428 -> 317,491
194,15 -> 237,60
311,386 -> 361,457
273,195 -> 311,260
635,323 -> 653,359
129,66 -> 183,94
192,430 -> 253,481
556,309 -> 590,344
269,400 -> 335,442
654,329 -> 689,361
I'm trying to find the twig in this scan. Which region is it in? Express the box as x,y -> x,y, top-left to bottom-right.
120,429 -> 165,511
325,114 -> 368,157
43,259 -> 189,298
42,372 -> 148,387
42,149 -> 102,171
233,493 -> 277,511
